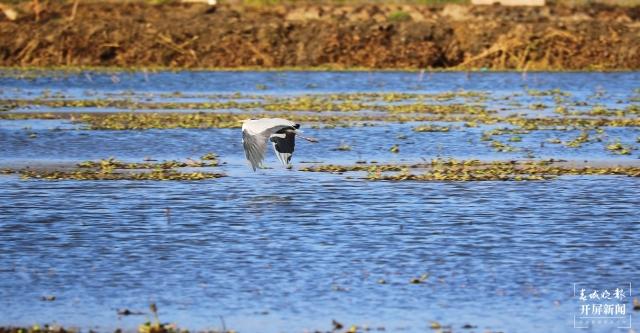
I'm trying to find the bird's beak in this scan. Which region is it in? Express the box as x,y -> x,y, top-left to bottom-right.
293,129 -> 318,143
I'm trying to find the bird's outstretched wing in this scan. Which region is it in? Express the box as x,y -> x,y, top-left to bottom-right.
270,131 -> 296,168
242,129 -> 270,171
242,118 -> 297,171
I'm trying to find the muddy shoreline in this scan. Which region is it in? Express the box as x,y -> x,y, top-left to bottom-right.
0,2 -> 639,70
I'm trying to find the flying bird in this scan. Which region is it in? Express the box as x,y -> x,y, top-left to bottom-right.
241,118 -> 318,171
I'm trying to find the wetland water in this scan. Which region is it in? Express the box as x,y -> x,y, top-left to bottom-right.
0,71 -> 639,333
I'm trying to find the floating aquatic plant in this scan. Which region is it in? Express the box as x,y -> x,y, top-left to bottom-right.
526,89 -> 570,97
3,108 -> 640,131
16,155 -> 224,181
529,103 -> 547,110
200,153 -> 218,161
299,164 -> 407,173
0,324 -> 75,333
565,131 -> 590,148
19,169 -> 225,181
334,142 -> 352,151
413,125 -> 450,132
136,303 -> 235,333
490,140 -> 519,152
77,158 -> 218,169
300,160 -> 640,182
606,140 -> 633,155
410,274 -> 429,284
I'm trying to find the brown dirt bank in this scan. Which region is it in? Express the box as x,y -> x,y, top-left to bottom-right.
0,1 -> 639,70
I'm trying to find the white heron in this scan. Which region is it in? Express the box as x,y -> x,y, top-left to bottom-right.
241,118 -> 318,171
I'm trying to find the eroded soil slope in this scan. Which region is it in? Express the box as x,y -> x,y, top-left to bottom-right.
0,1 -> 639,69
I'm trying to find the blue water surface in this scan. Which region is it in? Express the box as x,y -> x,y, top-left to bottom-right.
0,71 -> 639,333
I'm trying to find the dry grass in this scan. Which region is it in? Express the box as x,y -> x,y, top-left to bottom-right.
1,0 -> 639,5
